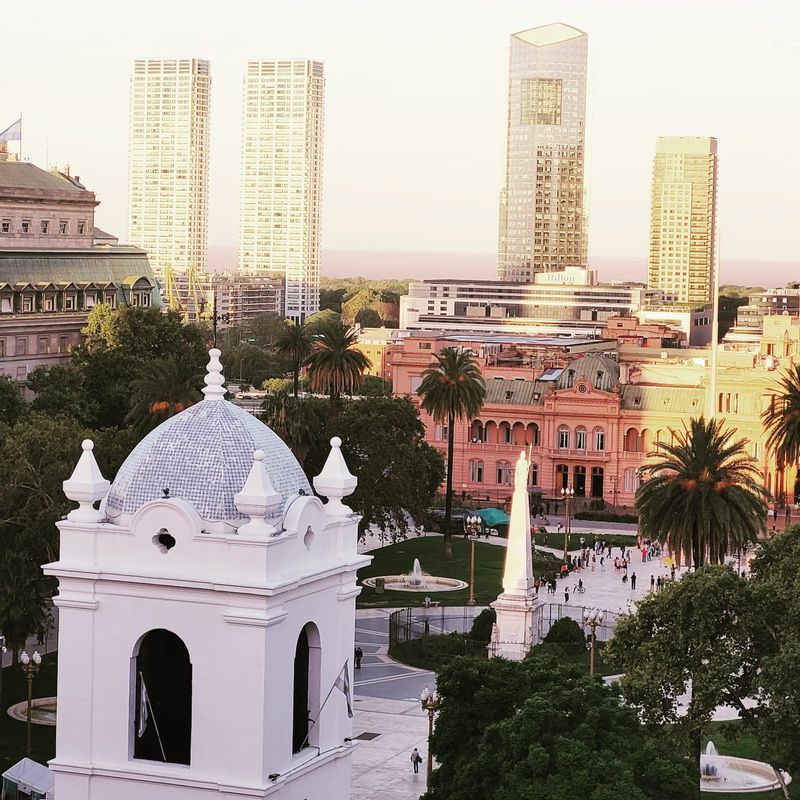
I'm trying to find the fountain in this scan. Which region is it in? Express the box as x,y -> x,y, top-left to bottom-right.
363,559 -> 468,593
699,740 -> 792,793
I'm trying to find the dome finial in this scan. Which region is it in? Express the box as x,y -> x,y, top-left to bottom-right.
202,348 -> 227,401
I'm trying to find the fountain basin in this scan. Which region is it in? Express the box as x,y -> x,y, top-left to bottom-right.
7,697 -> 57,727
700,751 -> 791,793
362,575 -> 467,592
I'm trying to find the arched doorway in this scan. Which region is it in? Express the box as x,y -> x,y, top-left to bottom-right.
591,467 -> 605,499
293,623 -> 321,753
573,466 -> 586,497
133,629 -> 192,765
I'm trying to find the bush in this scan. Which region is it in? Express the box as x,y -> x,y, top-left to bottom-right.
575,511 -> 638,523
543,617 -> 585,646
469,607 -> 497,644
525,642 -> 566,661
389,632 -> 487,670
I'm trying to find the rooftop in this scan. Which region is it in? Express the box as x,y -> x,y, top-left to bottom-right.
0,161 -> 89,193
512,23 -> 586,47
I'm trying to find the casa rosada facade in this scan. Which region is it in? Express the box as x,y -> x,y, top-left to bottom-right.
389,331 -> 792,509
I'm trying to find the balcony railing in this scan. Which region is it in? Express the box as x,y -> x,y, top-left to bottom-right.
546,447 -> 611,462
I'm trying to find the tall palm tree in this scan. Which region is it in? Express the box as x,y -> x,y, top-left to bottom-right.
276,321 -> 314,398
125,357 -> 203,435
305,321 -> 371,407
762,364 -> 800,501
636,416 -> 767,569
417,347 -> 486,544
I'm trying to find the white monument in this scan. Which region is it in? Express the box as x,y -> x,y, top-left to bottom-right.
490,449 -> 544,660
45,349 -> 369,800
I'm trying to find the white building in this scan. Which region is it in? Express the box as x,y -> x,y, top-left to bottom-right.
46,349 -> 367,800
128,59 -> 211,284
239,61 -> 324,323
498,23 -> 588,282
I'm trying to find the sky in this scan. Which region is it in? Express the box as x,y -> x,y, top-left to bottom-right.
2,0 -> 799,271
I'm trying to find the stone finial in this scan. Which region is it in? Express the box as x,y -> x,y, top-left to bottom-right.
234,450 -> 281,536
63,439 -> 110,523
313,437 -> 357,517
202,348 -> 226,401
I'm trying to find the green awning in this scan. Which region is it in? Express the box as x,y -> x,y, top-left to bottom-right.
476,508 -> 510,527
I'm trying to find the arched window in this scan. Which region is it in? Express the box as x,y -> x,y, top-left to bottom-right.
575,427 -> 587,451
593,428 -> 605,451
469,459 -> 484,483
591,467 -> 605,499
527,422 -> 540,447
624,428 -> 640,452
499,422 -> 512,445
133,629 -> 192,765
293,623 -> 322,753
470,420 -> 484,442
573,465 -> 586,496
557,426 -> 570,449
556,464 -> 569,490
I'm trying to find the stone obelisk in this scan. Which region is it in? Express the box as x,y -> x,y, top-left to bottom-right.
490,449 -> 543,660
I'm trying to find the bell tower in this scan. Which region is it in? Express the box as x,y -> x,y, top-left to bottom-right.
45,350 -> 369,800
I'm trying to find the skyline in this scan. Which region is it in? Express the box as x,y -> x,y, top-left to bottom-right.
2,0 -> 799,267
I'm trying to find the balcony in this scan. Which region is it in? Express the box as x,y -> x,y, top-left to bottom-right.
546,447 -> 611,462
463,441 -> 543,456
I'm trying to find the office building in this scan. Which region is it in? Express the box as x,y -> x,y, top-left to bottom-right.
498,23 -> 588,282
128,58 -> 211,306
648,137 -> 718,304
239,60 -> 324,322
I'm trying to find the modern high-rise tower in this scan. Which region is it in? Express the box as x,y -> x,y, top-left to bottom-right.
648,137 -> 718,304
239,60 -> 324,322
128,58 -> 210,313
498,23 -> 588,283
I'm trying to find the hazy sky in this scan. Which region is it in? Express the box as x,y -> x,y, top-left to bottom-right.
3,0 -> 799,264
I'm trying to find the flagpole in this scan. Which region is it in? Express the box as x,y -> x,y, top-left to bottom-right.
300,660 -> 352,751
139,671 -> 167,762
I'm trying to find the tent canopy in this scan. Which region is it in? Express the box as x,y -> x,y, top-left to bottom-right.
2,758 -> 55,795
476,508 -> 510,527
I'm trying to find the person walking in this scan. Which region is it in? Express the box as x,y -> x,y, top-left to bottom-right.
656,575 -> 663,592
354,646 -> 363,670
564,588 -> 570,604
650,574 -> 655,592
630,572 -> 637,590
411,748 -> 422,773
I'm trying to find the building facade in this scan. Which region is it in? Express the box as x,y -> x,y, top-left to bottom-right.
239,60 -> 324,323
648,137 -> 718,304
498,23 -> 588,282
128,59 -> 211,292
211,272 -> 284,329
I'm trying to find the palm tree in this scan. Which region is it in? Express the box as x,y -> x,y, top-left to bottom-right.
417,347 -> 486,544
275,321 -> 314,398
762,364 -> 800,502
305,321 -> 371,407
636,416 -> 767,569
125,357 -> 203,435
259,391 -> 327,466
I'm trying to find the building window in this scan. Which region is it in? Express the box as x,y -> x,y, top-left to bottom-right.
22,297 -> 32,312
419,342 -> 432,350
44,296 -> 54,311
591,466 -> 605,498
434,423 -> 448,441
59,336 -> 68,353
40,219 -> 49,234
21,219 -> 30,234
59,219 -> 68,234
496,461 -> 512,485
0,219 -> 9,234
733,393 -> 740,413
77,220 -> 86,235
38,337 -> 48,354
0,340 -> 4,357
292,623 -> 321,753
469,459 -> 484,483
594,428 -> 605,451
65,294 -> 76,311
556,464 -> 569,490
575,427 -> 587,450
133,629 -> 192,765
15,338 -> 26,356
529,462 -> 538,486
557,426 -> 569,449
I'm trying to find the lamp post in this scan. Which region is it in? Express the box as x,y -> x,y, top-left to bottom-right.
464,514 -> 482,606
420,685 -> 441,789
0,635 -> 6,713
584,609 -> 604,677
560,486 -> 574,561
20,650 -> 41,755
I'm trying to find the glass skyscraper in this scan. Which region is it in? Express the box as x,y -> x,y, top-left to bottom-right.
498,24 -> 588,282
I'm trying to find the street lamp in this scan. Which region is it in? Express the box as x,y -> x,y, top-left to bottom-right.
20,650 -> 41,755
420,685 -> 441,789
464,514 -> 482,606
560,486 -> 575,561
584,609 -> 604,677
0,635 -> 6,713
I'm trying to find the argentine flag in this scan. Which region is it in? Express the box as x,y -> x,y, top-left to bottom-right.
0,119 -> 21,143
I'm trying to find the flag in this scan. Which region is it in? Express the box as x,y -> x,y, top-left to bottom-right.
0,119 -> 21,144
334,660 -> 353,718
138,672 -> 149,738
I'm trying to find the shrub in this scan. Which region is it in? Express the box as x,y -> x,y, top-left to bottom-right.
575,511 -> 638,524
543,617 -> 585,646
469,607 -> 497,644
389,632 -> 486,670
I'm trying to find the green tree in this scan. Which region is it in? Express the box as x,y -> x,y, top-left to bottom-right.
427,654 -> 697,800
354,306 -> 383,328
357,375 -> 391,397
636,417 -> 767,569
606,566 -> 754,769
259,393 -> 329,466
219,344 -> 282,388
0,375 -> 26,427
304,308 -> 341,332
417,348 -> 486,544
0,551 -> 51,662
125,357 -> 203,435
275,321 -> 314,398
27,365 -> 97,425
305,321 -> 371,407
245,312 -> 286,348
762,365 -> 800,489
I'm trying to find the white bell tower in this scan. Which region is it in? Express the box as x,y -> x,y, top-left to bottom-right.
45,350 -> 370,800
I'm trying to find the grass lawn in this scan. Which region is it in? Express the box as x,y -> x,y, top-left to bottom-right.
358,537 -> 565,608
701,720 -> 796,799
532,531 -> 638,552
0,654 -> 57,773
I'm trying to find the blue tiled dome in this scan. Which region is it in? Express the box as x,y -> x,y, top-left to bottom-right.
106,399 -> 311,523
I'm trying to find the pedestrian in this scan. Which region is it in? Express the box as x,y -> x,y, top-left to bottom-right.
564,589 -> 570,604
534,578 -> 540,595
630,572 -> 637,590
650,574 -> 655,592
591,554 -> 596,571
411,748 -> 422,773
670,565 -> 676,581
656,576 -> 663,592
600,555 -> 605,571
354,646 -> 363,669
